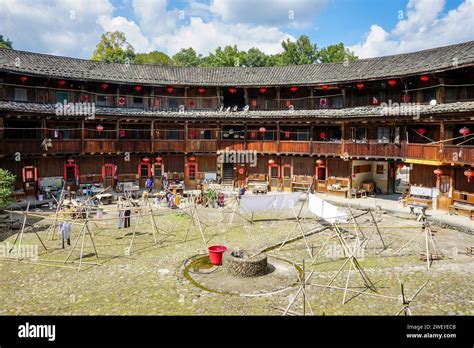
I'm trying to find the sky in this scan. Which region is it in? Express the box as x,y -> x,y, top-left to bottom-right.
0,0 -> 473,60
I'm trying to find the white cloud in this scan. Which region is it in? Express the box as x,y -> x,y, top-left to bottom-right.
132,0 -> 178,36
0,0 -> 114,58
153,17 -> 295,56
350,0 -> 474,58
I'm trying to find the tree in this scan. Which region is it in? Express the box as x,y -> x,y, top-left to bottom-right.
243,47 -> 272,67
319,42 -> 358,63
278,35 -> 319,65
172,48 -> 201,67
91,31 -> 135,63
0,35 -> 13,49
134,51 -> 173,66
202,45 -> 245,67
0,169 -> 15,208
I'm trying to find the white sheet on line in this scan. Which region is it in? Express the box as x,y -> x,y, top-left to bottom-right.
239,193 -> 301,214
308,193 -> 348,224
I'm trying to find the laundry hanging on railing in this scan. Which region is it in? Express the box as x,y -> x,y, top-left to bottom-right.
239,192 -> 302,214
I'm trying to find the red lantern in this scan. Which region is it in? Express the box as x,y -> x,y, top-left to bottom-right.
417,128 -> 427,136
238,167 -> 245,175
284,131 -> 290,139
319,131 -> 326,140
356,83 -> 364,90
433,168 -> 443,178
166,87 -> 174,94
118,97 -> 125,106
142,157 -> 150,163
387,79 -> 397,87
58,80 -> 66,87
188,156 -> 196,162
250,131 -> 256,139
321,85 -> 329,91
403,94 -> 410,103
459,127 -> 471,136
134,86 -> 142,92
420,75 -> 430,82
100,83 -> 109,90
290,86 -> 298,93
259,87 -> 267,94
259,127 -> 266,133
67,158 -> 75,164
319,98 -> 327,106
155,156 -> 163,163
268,159 -> 275,165
188,99 -> 195,107
316,159 -> 324,167
119,129 -> 125,138
229,88 -> 237,94
198,88 -> 205,94
81,95 -> 89,102
464,168 -> 474,182
96,124 -> 104,133
19,76 -> 28,83
189,129 -> 197,138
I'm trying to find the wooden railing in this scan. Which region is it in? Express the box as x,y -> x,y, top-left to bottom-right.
50,139 -> 81,154
218,141 -> 246,151
312,142 -> 341,156
186,140 -> 218,153
442,145 -> 474,164
247,141 -> 279,153
2,140 -> 42,155
154,140 -> 185,152
279,141 -> 311,154
118,140 -> 151,153
405,143 -> 441,161
345,141 -> 404,158
83,140 -> 117,153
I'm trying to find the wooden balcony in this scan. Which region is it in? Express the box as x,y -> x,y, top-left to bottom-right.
312,141 -> 341,156
405,143 -> 441,161
154,140 -> 185,152
218,141 -> 246,151
118,140 -> 151,153
279,141 -> 311,154
186,140 -> 218,153
247,141 -> 279,153
50,140 -> 81,154
442,145 -> 474,164
2,140 -> 42,155
345,141 -> 404,158
84,140 -> 117,153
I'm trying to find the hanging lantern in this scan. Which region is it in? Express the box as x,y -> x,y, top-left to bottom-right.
96,124 -> 104,133
197,88 -> 205,94
228,129 -> 234,134
81,95 -> 89,102
420,75 -> 430,82
189,99 -> 195,107
268,159 -> 275,165
188,156 -> 196,162
223,132 -> 229,138
459,127 -> 471,136
433,168 -> 443,178
229,88 -> 237,94
118,97 -> 125,105
58,80 -> 66,87
259,127 -> 266,133
19,76 -> 28,83
403,94 -> 410,103
66,158 -> 75,164
319,98 -> 327,106
119,129 -> 125,138
321,85 -> 329,91
189,129 -> 197,138
290,86 -> 298,93
134,86 -> 142,92
100,83 -> 109,90
142,157 -> 150,163
259,87 -> 267,94
316,159 -> 324,167
238,167 -> 245,175
166,87 -> 174,94
356,83 -> 364,90
250,131 -> 256,139
417,128 -> 427,136
284,131 -> 290,139
387,79 -> 397,87
464,168 -> 474,183
155,156 -> 163,163
319,131 -> 326,140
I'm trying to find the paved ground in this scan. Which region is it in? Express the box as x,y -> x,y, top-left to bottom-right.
0,195 -> 473,316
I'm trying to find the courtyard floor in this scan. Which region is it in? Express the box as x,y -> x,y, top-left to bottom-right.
0,195 -> 473,315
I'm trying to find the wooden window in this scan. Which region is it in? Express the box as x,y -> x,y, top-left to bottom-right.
377,127 -> 390,144
350,127 -> 367,142
376,164 -> 384,175
55,91 -> 69,103
96,95 -> 107,106
14,88 -> 27,102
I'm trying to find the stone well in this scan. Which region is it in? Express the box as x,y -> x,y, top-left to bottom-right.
223,249 -> 268,278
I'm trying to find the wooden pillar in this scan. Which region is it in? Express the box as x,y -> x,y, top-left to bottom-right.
341,122 -> 345,158
276,121 -> 280,154
184,120 -> 188,154
341,87 -> 347,107
184,87 -> 188,109
309,87 -> 314,109
150,120 -> 155,153
276,87 -> 281,109
310,123 -> 314,154
244,87 -> 249,106
81,118 -> 85,154
436,77 -> 445,104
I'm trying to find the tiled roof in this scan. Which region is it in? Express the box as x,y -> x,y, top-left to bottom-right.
1,41 -> 474,87
1,100 -> 473,120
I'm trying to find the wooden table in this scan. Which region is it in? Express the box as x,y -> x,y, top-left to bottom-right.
408,203 -> 428,221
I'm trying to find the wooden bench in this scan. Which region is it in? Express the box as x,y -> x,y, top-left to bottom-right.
291,175 -> 313,192
448,202 -> 474,220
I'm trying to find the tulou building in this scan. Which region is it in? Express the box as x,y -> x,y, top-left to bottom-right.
0,41 -> 473,213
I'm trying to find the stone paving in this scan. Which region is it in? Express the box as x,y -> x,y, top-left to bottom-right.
0,199 -> 473,316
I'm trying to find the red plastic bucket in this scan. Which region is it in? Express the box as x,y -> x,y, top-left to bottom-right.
208,245 -> 228,265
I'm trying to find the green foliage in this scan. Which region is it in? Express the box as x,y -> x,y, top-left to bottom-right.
172,48 -> 201,67
278,35 -> 319,65
319,42 -> 358,63
243,47 -> 271,67
134,51 -> 173,66
0,169 -> 15,207
0,35 -> 13,49
91,31 -> 135,63
201,45 -> 245,67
